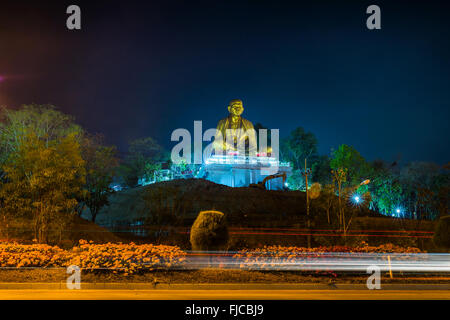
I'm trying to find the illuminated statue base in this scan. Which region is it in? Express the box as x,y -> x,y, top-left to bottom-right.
201,154 -> 292,190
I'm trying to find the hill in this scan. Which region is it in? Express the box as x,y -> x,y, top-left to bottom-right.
91,178 -> 381,228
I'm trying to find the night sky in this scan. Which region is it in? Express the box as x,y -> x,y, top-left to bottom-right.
0,0 -> 449,164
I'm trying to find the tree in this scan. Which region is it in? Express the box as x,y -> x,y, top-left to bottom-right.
120,137 -> 166,187
0,105 -> 85,242
330,144 -> 370,187
0,104 -> 82,166
316,183 -> 335,225
0,131 -> 85,243
400,162 -> 445,220
81,133 -> 118,222
286,169 -> 306,191
281,127 -> 318,170
433,215 -> 450,248
312,155 -> 332,185
332,167 -> 348,233
330,145 -> 371,232
368,160 -> 404,217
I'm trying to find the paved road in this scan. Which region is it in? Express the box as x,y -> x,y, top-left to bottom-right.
1,289 -> 449,300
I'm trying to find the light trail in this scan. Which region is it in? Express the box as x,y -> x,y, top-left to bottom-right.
1,252 -> 447,274
177,231 -> 433,238
228,227 -> 434,234
178,251 -> 450,273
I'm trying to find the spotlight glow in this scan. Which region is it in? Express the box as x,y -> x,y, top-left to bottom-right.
352,194 -> 362,204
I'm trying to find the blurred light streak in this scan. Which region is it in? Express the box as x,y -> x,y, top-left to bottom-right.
178,231 -> 433,238
227,227 -> 434,234
179,252 -> 450,272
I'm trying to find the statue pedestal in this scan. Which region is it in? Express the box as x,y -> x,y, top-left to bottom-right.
201,155 -> 291,190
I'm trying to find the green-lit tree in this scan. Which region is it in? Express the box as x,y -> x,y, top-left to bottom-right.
330,144 -> 371,187
368,160 -> 404,217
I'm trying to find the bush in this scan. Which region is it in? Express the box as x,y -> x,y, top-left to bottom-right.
190,210 -> 229,251
433,215 -> 450,248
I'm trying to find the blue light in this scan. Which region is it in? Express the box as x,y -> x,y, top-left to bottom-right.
352,194 -> 362,204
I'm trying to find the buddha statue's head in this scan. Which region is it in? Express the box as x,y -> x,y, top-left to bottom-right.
228,99 -> 244,117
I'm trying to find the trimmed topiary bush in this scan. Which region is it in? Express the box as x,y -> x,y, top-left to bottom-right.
190,210 -> 229,251
433,215 -> 450,249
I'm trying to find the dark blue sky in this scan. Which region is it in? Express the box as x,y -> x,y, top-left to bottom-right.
0,0 -> 449,164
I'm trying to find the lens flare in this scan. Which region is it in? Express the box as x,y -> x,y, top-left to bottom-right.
352,194 -> 362,204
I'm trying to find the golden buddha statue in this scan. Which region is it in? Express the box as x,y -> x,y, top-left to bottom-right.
213,99 -> 257,156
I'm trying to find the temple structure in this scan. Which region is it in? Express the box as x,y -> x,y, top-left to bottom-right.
201,99 -> 291,190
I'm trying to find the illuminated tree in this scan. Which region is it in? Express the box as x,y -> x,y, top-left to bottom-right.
0,105 -> 85,240
332,167 -> 347,232
368,162 -> 403,217
0,131 -> 85,243
0,104 -> 82,166
330,144 -> 370,187
318,183 -> 335,225
286,169 -> 306,191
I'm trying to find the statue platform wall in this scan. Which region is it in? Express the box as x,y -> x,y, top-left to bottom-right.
201,155 -> 292,190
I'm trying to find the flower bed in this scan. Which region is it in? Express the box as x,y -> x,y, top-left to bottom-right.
0,240 -> 186,274
69,240 -> 186,274
0,241 -> 424,274
0,243 -> 68,268
233,243 -> 424,270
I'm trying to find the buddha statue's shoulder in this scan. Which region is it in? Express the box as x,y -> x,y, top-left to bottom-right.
216,116 -> 254,130
241,117 -> 254,129
216,117 -> 228,130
